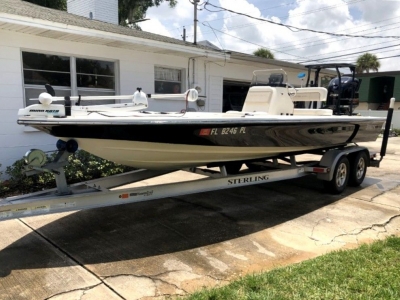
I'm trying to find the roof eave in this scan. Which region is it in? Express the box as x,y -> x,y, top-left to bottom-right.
0,13 -> 228,60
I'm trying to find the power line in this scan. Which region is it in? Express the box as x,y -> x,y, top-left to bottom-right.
203,1 -> 400,39
201,22 -> 307,59
299,44 -> 400,63
313,47 -> 400,62
275,20 -> 400,52
190,0 -> 363,39
377,54 -> 400,60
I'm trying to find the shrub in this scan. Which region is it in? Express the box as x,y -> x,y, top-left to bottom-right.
0,150 -> 134,198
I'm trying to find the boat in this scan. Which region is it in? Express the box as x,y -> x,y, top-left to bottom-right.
17,69 -> 386,171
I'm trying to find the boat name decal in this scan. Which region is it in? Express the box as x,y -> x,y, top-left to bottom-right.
228,175 -> 269,185
199,127 -> 246,136
130,191 -> 153,197
29,109 -> 60,113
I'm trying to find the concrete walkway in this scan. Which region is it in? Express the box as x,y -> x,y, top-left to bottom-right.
0,138 -> 399,300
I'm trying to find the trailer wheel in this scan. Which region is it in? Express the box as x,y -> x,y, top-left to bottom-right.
348,151 -> 367,187
225,162 -> 243,174
323,156 -> 350,194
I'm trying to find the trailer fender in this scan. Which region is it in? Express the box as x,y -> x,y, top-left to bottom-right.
317,146 -> 369,181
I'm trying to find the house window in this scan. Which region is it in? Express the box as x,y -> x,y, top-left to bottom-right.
22,51 -> 116,106
22,52 -> 71,106
76,58 -> 115,105
76,58 -> 114,89
155,67 -> 182,94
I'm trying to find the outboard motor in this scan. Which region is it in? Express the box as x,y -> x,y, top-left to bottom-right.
326,76 -> 360,114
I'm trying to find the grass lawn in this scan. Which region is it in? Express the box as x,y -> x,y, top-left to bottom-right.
185,236 -> 400,300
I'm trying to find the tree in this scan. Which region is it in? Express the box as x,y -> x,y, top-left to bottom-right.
23,0 -> 178,30
23,0 -> 66,10
119,0 -> 177,28
356,53 -> 380,73
253,48 -> 275,59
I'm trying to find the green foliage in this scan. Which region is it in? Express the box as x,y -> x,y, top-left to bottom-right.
119,0 -> 177,29
2,158 -> 54,196
0,164 -> 7,196
0,150 -> 134,198
253,48 -> 275,59
356,53 -> 381,74
23,0 -> 67,11
22,0 -> 178,30
64,150 -> 134,182
186,236 -> 400,300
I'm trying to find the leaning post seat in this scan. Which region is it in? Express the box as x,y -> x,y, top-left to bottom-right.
241,86 -> 294,115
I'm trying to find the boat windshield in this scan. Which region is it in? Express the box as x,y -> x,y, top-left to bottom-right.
251,69 -> 288,87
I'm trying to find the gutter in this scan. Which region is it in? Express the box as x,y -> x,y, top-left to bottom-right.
0,13 -> 228,60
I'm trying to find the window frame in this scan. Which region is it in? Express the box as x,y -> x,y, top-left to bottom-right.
21,50 -> 119,107
154,66 -> 185,94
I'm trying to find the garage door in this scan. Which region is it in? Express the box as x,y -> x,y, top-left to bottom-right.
223,80 -> 251,112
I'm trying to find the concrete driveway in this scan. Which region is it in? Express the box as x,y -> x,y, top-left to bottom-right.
0,138 -> 399,300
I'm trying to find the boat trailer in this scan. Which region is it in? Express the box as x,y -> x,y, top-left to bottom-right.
0,99 -> 395,222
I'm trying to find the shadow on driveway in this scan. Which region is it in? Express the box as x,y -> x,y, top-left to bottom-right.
0,175 -> 380,277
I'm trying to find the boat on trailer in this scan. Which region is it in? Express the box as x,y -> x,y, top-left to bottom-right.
17,69 -> 385,171
0,69 -> 394,222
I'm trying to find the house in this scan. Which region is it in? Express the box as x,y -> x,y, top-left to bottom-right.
0,0 -> 335,172
355,71 -> 400,110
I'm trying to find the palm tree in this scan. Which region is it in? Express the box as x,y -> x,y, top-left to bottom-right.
356,53 -> 380,73
253,48 -> 275,59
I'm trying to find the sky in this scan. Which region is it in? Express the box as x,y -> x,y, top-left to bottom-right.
140,0 -> 400,72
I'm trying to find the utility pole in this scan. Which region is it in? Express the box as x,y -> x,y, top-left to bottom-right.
182,26 -> 186,42
193,0 -> 200,45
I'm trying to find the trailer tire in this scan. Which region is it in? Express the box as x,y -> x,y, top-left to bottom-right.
323,156 -> 350,194
348,151 -> 367,187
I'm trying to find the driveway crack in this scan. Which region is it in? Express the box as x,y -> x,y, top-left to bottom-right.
102,273 -> 188,294
323,214 -> 400,245
45,283 -> 105,300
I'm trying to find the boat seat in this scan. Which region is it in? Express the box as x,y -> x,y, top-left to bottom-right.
291,87 -> 328,102
293,108 -> 333,116
241,86 -> 293,115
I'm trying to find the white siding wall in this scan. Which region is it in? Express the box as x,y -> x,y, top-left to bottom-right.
0,30 -> 190,173
0,29 -> 318,173
356,110 -> 400,129
67,0 -> 95,20
94,0 -> 118,25
208,75 -> 223,112
67,0 -> 118,25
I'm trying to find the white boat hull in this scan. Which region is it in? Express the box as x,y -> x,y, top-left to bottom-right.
67,138 -> 320,169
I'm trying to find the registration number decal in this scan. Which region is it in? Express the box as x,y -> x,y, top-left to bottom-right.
199,127 -> 246,136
